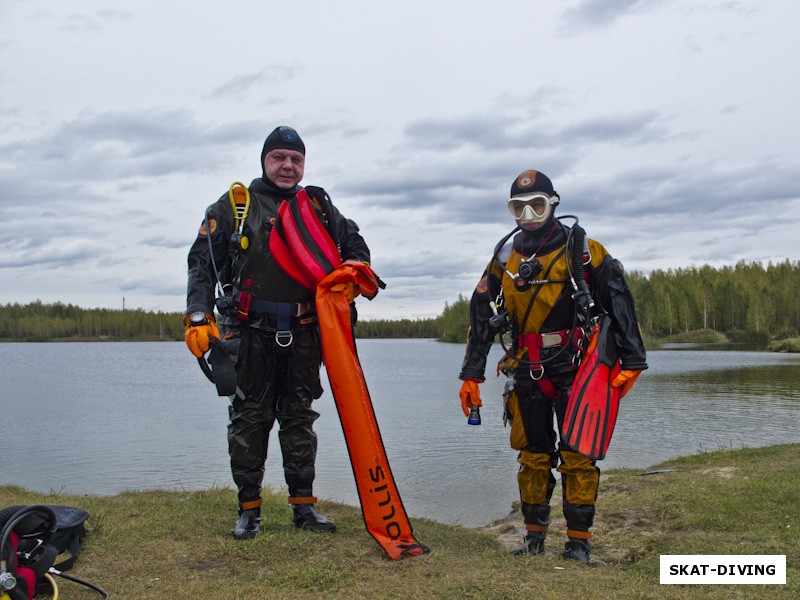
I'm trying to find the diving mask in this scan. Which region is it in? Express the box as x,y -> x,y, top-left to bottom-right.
507,193 -> 557,224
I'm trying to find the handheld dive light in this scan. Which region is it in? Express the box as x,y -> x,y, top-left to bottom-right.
467,406 -> 481,426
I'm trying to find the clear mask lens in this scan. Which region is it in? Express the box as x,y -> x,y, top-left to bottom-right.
507,194 -> 554,221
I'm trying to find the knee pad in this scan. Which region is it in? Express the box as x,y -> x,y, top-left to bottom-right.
518,451 -> 556,505
557,449 -> 599,505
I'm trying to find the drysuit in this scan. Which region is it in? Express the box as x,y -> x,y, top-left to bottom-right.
459,218 -> 647,544
187,176 -> 369,511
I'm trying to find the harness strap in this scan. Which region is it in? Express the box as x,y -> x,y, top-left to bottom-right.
518,328 -> 585,353
249,298 -> 312,319
517,329 -> 583,399
248,298 -> 314,347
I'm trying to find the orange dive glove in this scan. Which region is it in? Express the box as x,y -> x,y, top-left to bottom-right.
612,369 -> 641,399
184,312 -> 220,358
459,379 -> 482,417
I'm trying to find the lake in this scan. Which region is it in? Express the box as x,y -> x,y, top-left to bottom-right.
1,340 -> 799,527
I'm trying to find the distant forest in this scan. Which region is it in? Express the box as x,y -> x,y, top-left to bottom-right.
1,259 -> 798,344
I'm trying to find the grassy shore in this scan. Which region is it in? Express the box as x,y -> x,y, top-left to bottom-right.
767,337 -> 800,352
2,445 -> 797,599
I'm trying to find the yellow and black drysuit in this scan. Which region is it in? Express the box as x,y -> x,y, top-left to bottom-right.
459,219 -> 647,544
187,176 -> 370,515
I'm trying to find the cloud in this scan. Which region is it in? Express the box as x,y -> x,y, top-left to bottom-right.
559,0 -> 671,32
0,109 -> 263,209
0,0 -> 796,319
210,65 -> 302,98
334,106 -> 672,227
117,276 -> 184,297
58,9 -> 134,33
0,238 -> 108,269
137,235 -> 189,250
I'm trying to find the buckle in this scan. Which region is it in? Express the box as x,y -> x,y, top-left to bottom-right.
529,365 -> 544,380
540,332 -> 563,348
275,331 -> 293,347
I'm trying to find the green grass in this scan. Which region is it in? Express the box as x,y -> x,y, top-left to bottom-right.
767,338 -> 800,352
2,444 -> 798,599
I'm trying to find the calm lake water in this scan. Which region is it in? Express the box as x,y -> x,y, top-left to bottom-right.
1,340 -> 799,527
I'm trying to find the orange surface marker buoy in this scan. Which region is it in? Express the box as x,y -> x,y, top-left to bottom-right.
316,261 -> 429,560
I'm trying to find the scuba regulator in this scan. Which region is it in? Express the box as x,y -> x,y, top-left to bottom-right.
513,257 -> 544,292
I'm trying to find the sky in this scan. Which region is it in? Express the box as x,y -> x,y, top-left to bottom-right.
1,0 -> 798,320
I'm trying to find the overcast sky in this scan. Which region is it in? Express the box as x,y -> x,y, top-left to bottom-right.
1,0 -> 797,319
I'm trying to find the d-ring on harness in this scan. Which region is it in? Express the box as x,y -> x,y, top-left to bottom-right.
248,298 -> 297,348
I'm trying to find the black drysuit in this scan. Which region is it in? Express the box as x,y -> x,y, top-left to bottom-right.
187,177 -> 369,507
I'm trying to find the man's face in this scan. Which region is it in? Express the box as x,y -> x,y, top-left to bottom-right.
263,149 -> 305,189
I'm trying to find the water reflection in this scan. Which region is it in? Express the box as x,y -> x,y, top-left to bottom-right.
612,350 -> 800,475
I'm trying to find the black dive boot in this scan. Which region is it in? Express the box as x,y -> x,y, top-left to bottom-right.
511,531 -> 547,555
562,537 -> 591,563
233,508 -> 261,539
292,504 -> 336,533
285,462 -> 336,532
511,502 -> 551,555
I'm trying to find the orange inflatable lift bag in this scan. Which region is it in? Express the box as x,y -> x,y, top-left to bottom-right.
270,190 -> 428,560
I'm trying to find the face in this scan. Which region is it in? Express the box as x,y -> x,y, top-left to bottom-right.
263,149 -> 305,189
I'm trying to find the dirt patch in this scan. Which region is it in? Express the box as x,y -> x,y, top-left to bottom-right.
481,501 -> 665,565
699,466 -> 737,479
483,521 -> 526,552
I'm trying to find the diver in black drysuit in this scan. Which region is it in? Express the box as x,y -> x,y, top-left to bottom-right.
185,126 -> 370,539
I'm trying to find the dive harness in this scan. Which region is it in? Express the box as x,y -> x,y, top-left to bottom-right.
195,183 -> 338,396
489,216 -> 598,393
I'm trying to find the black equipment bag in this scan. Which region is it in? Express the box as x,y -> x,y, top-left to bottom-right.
0,504 -> 90,599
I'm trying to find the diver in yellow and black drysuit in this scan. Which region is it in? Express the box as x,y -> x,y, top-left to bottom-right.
185,126 -> 370,539
458,169 -> 647,563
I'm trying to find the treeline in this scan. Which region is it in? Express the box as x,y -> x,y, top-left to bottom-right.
428,259 -> 800,342
0,301 -> 185,341
2,259 -> 798,343
626,259 -> 800,339
0,297 -> 472,343
355,294 -> 470,342
0,299 -> 454,343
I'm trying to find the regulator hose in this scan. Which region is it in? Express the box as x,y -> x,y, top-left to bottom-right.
569,222 -> 594,316
0,505 -> 57,600
492,217 -> 593,369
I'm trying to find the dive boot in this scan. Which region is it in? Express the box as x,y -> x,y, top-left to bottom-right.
292,505 -> 337,532
561,537 -> 591,563
511,531 -> 547,556
233,508 -> 261,540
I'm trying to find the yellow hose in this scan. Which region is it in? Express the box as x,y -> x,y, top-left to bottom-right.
228,181 -> 251,232
44,572 -> 59,599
